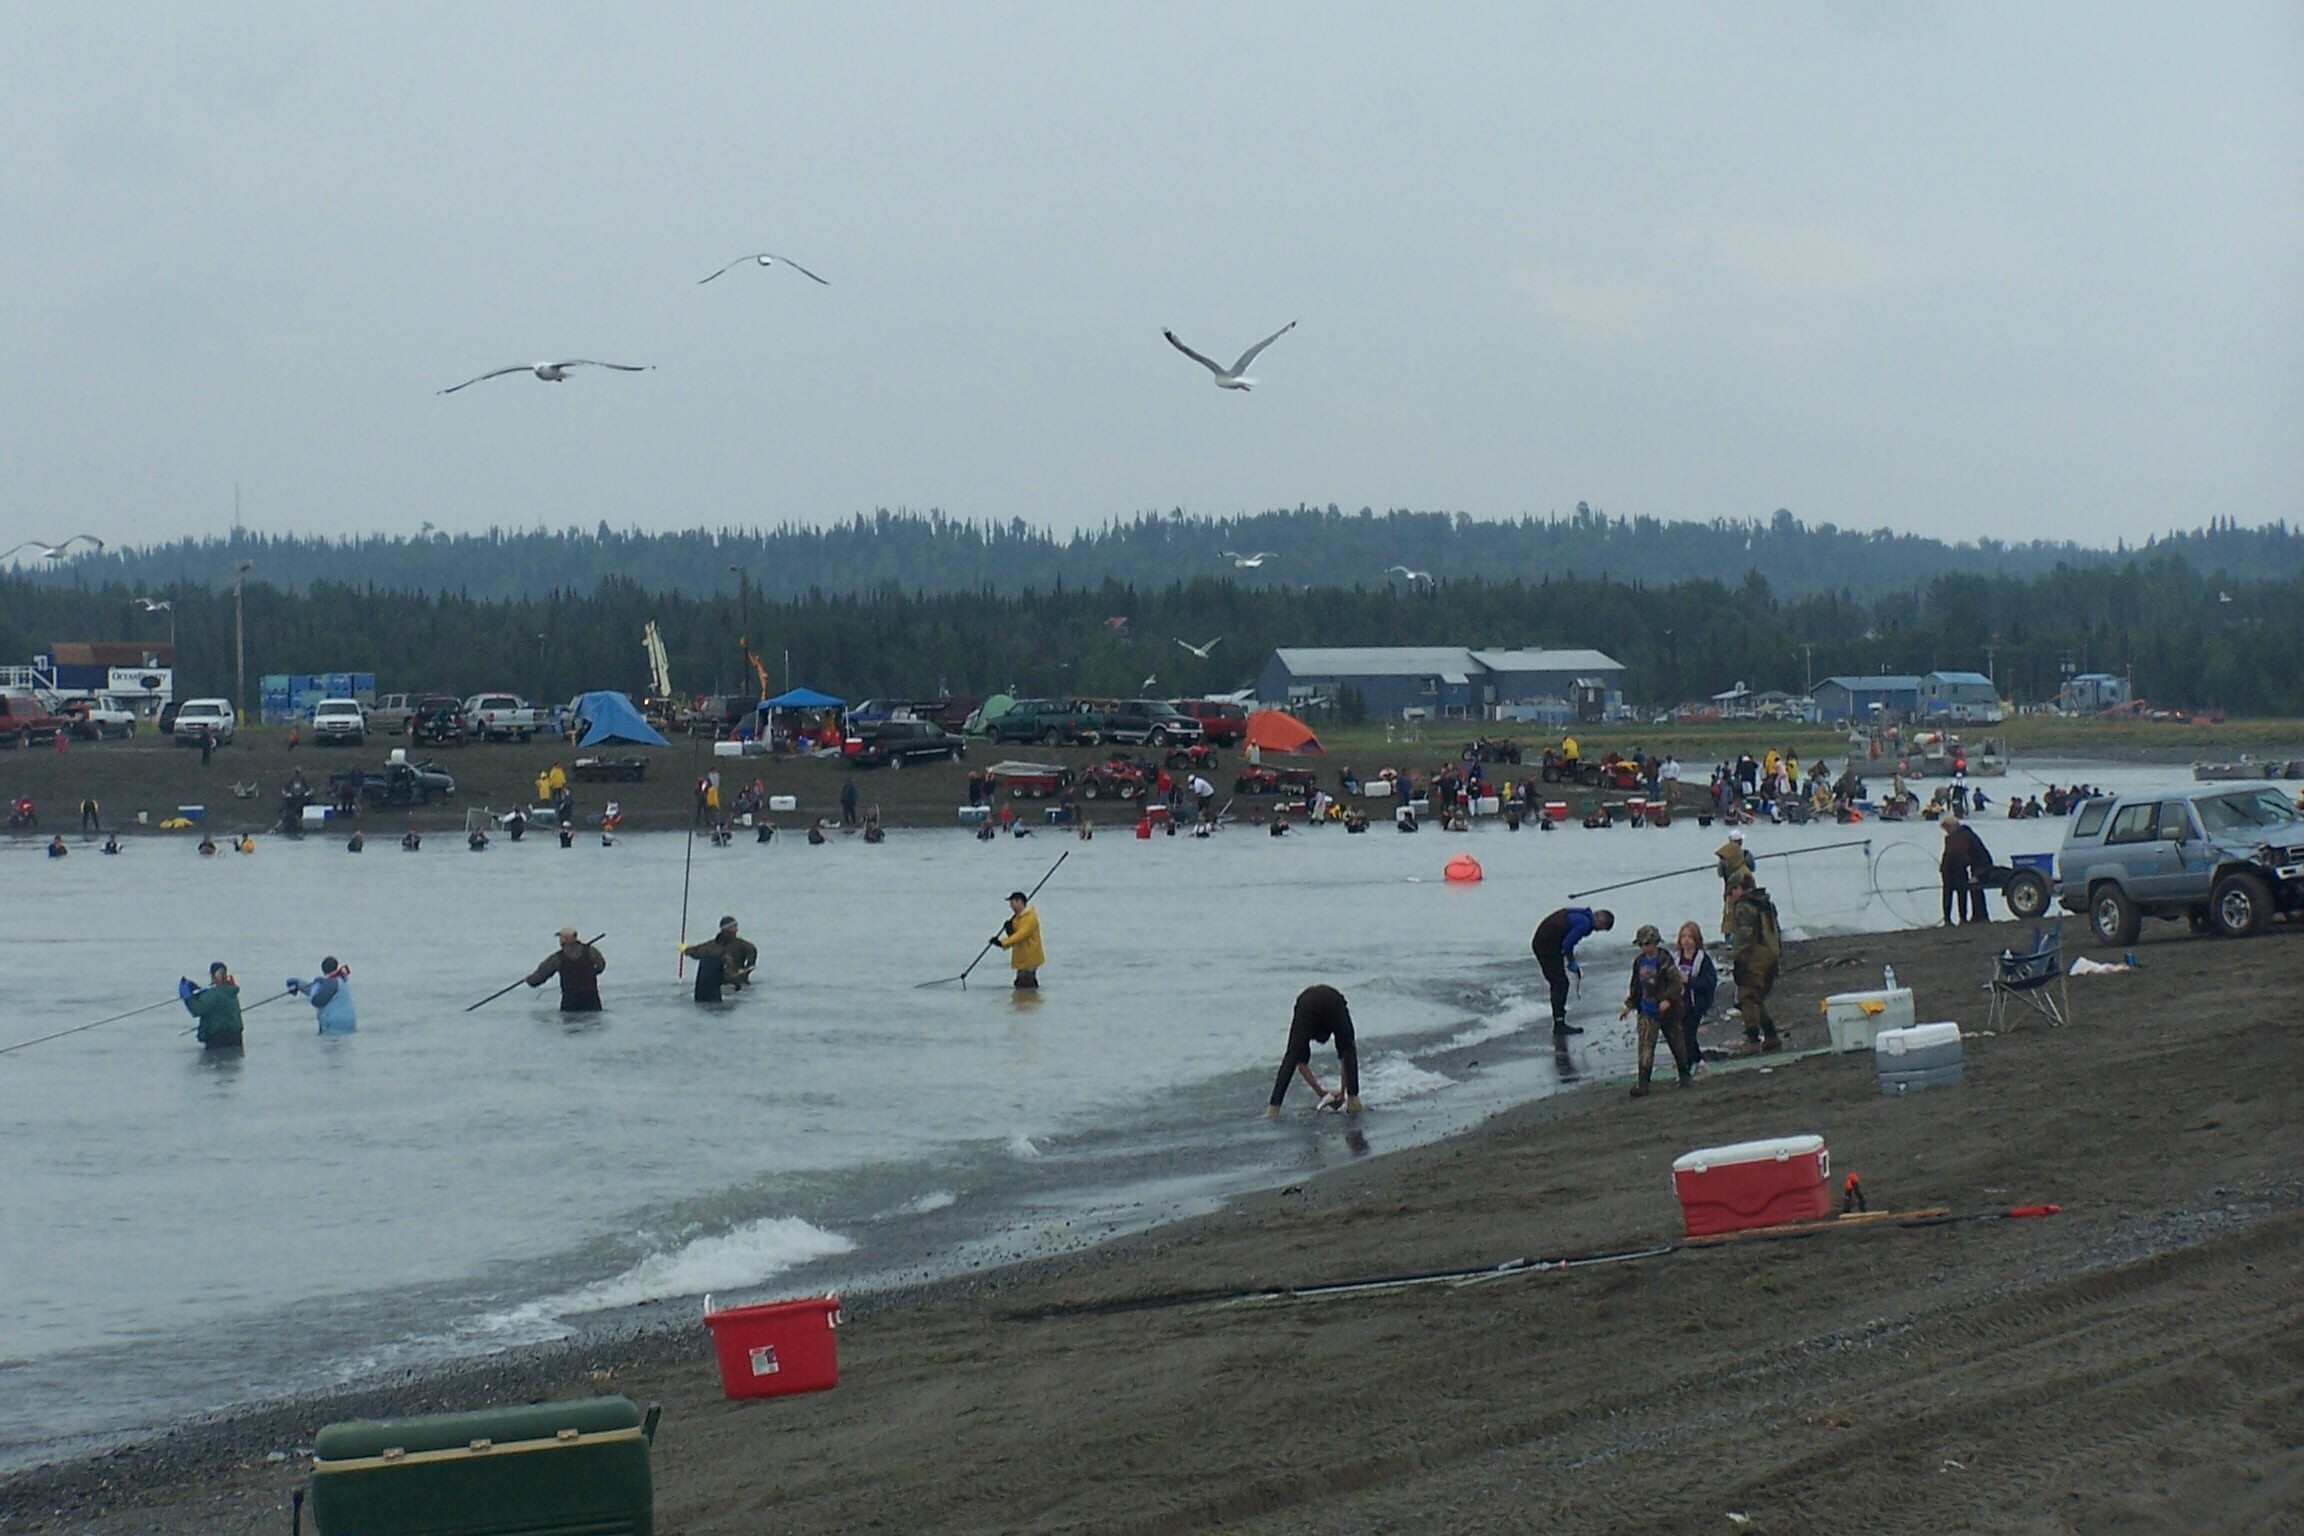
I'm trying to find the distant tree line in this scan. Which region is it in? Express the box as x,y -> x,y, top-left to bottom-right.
28,507 -> 2304,605
6,550 -> 2300,715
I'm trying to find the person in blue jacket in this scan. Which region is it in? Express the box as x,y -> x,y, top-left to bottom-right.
287,957 -> 357,1034
1672,921 -> 1720,1068
1529,905 -> 1614,1037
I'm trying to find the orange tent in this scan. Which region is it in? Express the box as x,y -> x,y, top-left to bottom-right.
1243,709 -> 1323,755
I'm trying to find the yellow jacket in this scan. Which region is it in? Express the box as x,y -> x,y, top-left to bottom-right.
997,905 -> 1045,971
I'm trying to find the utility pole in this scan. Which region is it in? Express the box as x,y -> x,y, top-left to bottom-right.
233,561 -> 253,723
1984,642 -> 1998,686
535,633 -> 548,704
728,564 -> 754,700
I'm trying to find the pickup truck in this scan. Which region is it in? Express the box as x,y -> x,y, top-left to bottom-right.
365,693 -> 417,734
0,693 -> 71,747
2049,782 -> 2304,942
982,699 -> 1104,747
462,693 -> 542,743
311,698 -> 369,745
62,694 -> 139,739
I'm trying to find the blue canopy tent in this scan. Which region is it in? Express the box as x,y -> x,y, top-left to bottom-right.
569,690 -> 670,748
757,687 -> 846,751
758,687 -> 846,710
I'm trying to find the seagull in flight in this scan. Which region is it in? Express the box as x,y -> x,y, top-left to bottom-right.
133,596 -> 172,613
1164,320 -> 1297,391
1175,636 -> 1222,660
1141,674 -> 1159,692
1221,551 -> 1278,569
437,361 -> 652,395
1,535 -> 106,561
698,252 -> 830,286
1385,565 -> 1434,586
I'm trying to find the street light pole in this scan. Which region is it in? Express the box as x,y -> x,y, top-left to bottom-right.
233,562 -> 253,724
728,564 -> 754,700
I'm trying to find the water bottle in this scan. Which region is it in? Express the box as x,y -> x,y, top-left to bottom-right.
1883,964 -> 1897,993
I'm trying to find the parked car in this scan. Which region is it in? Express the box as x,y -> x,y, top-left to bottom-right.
0,693 -> 72,747
158,699 -> 183,734
2048,783 -> 2304,943
1097,699 -> 1205,747
409,695 -> 467,746
62,694 -> 138,740
1171,699 -> 1248,746
983,699 -> 1104,746
848,718 -> 966,769
686,695 -> 752,737
171,698 -> 238,746
462,693 -> 542,743
311,698 -> 369,745
366,692 -> 418,734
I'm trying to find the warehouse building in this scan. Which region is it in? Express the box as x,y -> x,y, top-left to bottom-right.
1255,647 -> 1625,721
1812,675 -> 1923,723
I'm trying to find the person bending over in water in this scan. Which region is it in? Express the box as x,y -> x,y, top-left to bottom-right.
179,962 -> 243,1050
1267,983 -> 1361,1115
526,927 -> 606,1013
1530,906 -> 1613,1037
681,916 -> 757,1003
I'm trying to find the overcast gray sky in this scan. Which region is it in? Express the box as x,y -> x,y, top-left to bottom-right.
3,3 -> 2298,553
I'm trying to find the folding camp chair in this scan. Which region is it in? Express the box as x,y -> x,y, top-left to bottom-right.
1986,924 -> 2072,1031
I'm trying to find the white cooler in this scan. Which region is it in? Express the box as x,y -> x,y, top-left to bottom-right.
768,794 -> 797,812
1822,988 -> 1916,1052
1875,1021 -> 1963,1095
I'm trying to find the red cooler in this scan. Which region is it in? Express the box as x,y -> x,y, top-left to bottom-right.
1544,801 -> 1568,823
703,1294 -> 844,1399
1671,1135 -> 1831,1237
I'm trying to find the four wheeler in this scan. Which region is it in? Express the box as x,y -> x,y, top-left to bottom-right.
1234,765 -> 1321,798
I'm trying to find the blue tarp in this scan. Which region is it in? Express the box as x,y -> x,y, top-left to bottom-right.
758,687 -> 845,710
570,690 -> 670,747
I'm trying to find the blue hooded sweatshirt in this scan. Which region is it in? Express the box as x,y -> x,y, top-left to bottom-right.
297,972 -> 357,1034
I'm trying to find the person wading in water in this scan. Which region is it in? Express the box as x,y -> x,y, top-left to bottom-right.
525,927 -> 606,1013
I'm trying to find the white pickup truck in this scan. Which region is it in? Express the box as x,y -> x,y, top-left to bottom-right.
462,692 -> 542,743
64,693 -> 140,739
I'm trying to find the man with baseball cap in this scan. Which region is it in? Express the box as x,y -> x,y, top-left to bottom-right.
526,927 -> 606,1013
993,890 -> 1045,989
1617,923 -> 1689,1096
681,915 -> 758,1004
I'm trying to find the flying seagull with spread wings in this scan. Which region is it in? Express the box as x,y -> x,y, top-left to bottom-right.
1386,565 -> 1435,586
438,361 -> 652,395
1174,636 -> 1222,659
1221,551 -> 1278,569
698,252 -> 830,286
1,535 -> 106,561
1163,320 -> 1297,390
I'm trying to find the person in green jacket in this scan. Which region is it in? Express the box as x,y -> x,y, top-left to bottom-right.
180,962 -> 244,1049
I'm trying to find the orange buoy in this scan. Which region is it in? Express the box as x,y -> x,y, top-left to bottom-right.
1443,852 -> 1483,883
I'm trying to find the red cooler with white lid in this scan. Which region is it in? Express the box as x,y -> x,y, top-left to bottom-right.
1671,1135 -> 1831,1237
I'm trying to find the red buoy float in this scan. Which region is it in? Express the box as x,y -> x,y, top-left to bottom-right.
1443,852 -> 1483,883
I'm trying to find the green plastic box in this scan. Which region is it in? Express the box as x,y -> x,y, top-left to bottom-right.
309,1394 -> 658,1535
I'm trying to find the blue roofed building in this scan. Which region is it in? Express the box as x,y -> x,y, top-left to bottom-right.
1920,670 -> 2003,722
1811,675 -> 1923,723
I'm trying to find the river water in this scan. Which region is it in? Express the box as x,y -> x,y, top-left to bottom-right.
0,762 -> 2157,1470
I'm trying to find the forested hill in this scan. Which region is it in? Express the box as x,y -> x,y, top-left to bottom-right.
37,508 -> 2303,602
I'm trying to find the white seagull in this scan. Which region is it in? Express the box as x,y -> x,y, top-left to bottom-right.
1164,320 -> 1296,391
1174,636 -> 1222,660
1141,674 -> 1159,692
1,535 -> 106,561
1221,550 -> 1279,569
437,361 -> 652,395
1385,565 -> 1434,586
698,253 -> 830,286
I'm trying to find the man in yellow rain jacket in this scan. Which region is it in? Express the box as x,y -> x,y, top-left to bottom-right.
994,890 -> 1045,990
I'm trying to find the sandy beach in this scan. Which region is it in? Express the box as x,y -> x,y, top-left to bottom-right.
6,910 -> 2298,1534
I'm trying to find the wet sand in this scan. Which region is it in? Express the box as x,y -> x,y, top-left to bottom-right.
7,916 -> 2300,1533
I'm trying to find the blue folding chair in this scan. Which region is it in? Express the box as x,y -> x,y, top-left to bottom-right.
1987,924 -> 2071,1030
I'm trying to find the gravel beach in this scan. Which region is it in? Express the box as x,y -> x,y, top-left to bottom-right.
6,913 -> 2298,1534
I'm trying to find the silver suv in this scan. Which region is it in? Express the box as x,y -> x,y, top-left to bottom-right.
2051,782 -> 2304,943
